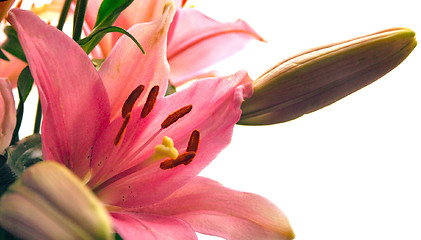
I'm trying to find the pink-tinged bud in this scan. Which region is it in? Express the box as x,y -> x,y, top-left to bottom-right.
0,162 -> 113,240
239,28 -> 416,125
0,78 -> 15,154
0,0 -> 14,21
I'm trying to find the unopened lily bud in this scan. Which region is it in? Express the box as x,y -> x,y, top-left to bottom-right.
0,161 -> 113,240
239,28 -> 416,125
0,0 -> 14,21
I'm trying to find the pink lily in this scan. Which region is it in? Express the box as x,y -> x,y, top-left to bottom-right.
0,78 -> 15,154
84,0 -> 264,86
8,4 -> 293,240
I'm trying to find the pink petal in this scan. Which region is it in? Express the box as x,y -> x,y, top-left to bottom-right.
94,71 -> 253,207
116,0 -> 182,30
7,9 -> 110,177
139,176 -> 295,240
99,2 -> 175,120
167,8 -> 264,86
0,78 -> 15,153
0,52 -> 27,87
111,212 -> 197,240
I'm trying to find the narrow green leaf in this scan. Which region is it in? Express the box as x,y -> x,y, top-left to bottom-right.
0,26 -> 26,62
95,0 -> 134,28
0,226 -> 19,240
78,26 -> 144,54
0,49 -> 9,61
72,0 -> 88,41
17,66 -> 34,103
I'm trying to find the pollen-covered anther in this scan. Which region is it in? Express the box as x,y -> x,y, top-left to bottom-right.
122,85 -> 145,118
161,105 -> 193,129
114,114 -> 131,145
160,151 -> 196,170
141,85 -> 159,118
187,130 -> 200,152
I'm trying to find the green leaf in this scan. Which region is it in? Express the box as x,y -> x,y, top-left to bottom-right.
17,66 -> 34,103
78,26 -> 144,54
5,134 -> 43,177
92,59 -> 105,70
115,233 -> 124,240
0,227 -> 19,240
165,81 -> 177,96
0,49 -> 9,61
95,0 -> 134,28
0,155 -> 17,197
0,26 -> 26,62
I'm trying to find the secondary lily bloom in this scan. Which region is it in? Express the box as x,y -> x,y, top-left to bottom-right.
84,0 -> 264,86
8,4 -> 294,240
0,78 -> 15,154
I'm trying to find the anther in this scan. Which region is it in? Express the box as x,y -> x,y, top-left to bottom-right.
187,130 -> 200,152
122,85 -> 145,118
141,86 -> 159,118
16,0 -> 23,8
114,114 -> 131,145
161,105 -> 193,129
160,151 -> 196,170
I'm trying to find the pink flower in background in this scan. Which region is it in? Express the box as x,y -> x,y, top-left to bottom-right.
8,4 -> 293,240
85,0 -> 264,86
0,78 -> 15,153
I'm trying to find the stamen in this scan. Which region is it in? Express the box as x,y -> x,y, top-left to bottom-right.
187,130 -> 200,152
122,85 -> 145,118
141,86 -> 159,118
114,114 -> 131,145
161,105 -> 193,129
93,136 -> 179,193
160,151 -> 196,170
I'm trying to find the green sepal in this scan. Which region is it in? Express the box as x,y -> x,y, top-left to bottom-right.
5,134 -> 43,177
17,66 -> 34,103
78,26 -> 144,55
0,26 -> 26,62
94,0 -> 134,28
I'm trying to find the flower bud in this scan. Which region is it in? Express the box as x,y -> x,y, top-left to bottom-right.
239,28 -> 416,125
0,161 -> 113,240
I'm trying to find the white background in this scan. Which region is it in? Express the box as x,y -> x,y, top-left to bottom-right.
187,0 -> 421,240
18,0 -> 421,239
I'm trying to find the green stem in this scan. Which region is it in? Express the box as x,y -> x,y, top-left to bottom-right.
33,99 -> 42,134
11,101 -> 24,145
57,0 -> 73,31
73,0 -> 88,41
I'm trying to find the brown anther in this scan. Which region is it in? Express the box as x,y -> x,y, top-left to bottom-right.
160,151 -> 196,170
187,130 -> 200,152
114,114 -> 131,145
141,86 -> 159,118
161,105 -> 193,129
122,85 -> 145,118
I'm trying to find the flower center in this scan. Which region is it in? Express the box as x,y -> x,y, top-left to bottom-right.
91,85 -> 200,193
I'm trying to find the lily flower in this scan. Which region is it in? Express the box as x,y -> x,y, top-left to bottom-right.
84,0 -> 264,86
7,4 -> 294,240
0,78 -> 15,154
